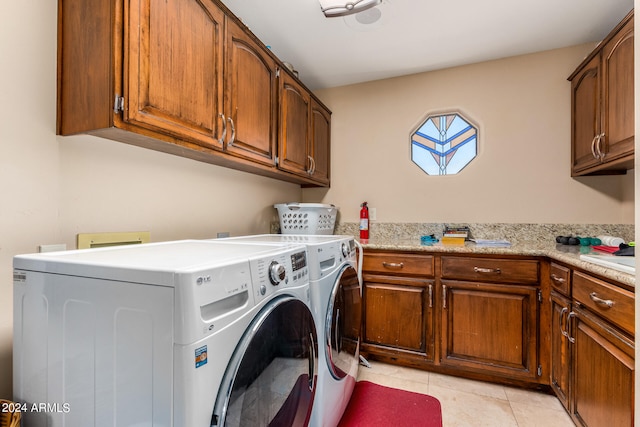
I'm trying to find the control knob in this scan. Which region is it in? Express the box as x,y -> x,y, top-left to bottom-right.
341,243 -> 349,258
268,261 -> 286,286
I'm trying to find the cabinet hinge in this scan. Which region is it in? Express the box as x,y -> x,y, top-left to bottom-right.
275,156 -> 279,166
537,365 -> 542,376
537,289 -> 542,303
114,94 -> 124,113
276,68 -> 280,78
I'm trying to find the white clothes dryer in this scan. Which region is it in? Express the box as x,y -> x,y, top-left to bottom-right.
216,235 -> 362,427
13,240 -> 317,427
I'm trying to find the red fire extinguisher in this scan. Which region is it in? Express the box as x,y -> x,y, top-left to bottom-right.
360,202 -> 369,240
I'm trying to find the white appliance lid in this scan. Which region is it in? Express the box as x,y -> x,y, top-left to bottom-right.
14,240 -> 303,285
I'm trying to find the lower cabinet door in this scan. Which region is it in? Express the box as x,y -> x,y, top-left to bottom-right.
550,291 -> 571,410
363,276 -> 435,361
572,306 -> 634,427
440,280 -> 539,381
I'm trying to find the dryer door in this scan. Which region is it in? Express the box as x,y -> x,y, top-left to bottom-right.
326,265 -> 362,380
213,297 -> 318,427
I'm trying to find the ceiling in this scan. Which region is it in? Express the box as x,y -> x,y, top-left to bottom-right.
223,0 -> 634,90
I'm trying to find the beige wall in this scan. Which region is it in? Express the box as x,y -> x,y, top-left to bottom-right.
0,1 -> 300,398
306,44 -> 635,224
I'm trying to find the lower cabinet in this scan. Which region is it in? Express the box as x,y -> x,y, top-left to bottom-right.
560,270 -> 635,427
361,251 -> 542,385
361,252 -> 435,364
361,249 -> 635,424
364,276 -> 435,361
550,290 -> 571,410
440,280 -> 540,382
571,306 -> 634,427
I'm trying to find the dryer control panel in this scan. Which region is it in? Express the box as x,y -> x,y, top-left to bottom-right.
251,247 -> 309,304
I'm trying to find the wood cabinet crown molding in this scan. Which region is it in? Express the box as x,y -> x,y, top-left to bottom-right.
57,0 -> 331,187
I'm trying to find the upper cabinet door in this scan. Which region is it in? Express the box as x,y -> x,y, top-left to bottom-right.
125,0 -> 225,149
601,15 -> 634,163
224,19 -> 278,166
310,100 -> 331,186
278,73 -> 311,177
570,56 -> 601,174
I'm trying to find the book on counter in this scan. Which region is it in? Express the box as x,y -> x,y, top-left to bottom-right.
441,236 -> 466,245
442,226 -> 470,245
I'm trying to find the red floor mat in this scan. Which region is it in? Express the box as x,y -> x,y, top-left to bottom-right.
338,381 -> 443,427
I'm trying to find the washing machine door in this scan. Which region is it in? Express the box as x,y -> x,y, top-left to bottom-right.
326,264 -> 362,380
212,296 -> 318,427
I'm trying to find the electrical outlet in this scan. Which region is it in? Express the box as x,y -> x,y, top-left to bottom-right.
369,207 -> 377,221
217,232 -> 230,238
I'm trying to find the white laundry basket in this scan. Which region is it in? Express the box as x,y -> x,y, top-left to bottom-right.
275,203 -> 338,235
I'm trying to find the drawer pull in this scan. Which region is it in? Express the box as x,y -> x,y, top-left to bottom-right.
473,266 -> 501,274
589,292 -> 614,308
550,274 -> 565,283
382,262 -> 404,270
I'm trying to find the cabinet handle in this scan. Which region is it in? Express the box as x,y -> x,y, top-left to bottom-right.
559,307 -> 569,338
227,117 -> 236,146
218,113 -> 227,145
442,285 -> 447,309
473,266 -> 501,274
596,132 -> 606,160
428,284 -> 433,308
550,274 -> 565,284
589,292 -> 614,308
590,134 -> 599,159
307,155 -> 316,175
566,312 -> 576,343
382,262 -> 404,269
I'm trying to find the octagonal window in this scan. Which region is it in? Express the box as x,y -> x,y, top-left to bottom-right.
411,112 -> 478,175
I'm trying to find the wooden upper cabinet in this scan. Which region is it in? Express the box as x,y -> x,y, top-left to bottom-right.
601,15 -> 634,165
279,72 -> 311,177
569,10 -> 634,176
310,99 -> 331,186
224,18 -> 278,166
57,0 -> 330,186
124,0 -> 225,149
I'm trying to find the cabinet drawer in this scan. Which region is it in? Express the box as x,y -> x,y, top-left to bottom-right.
441,256 -> 539,284
363,253 -> 434,277
573,271 -> 634,335
549,262 -> 571,296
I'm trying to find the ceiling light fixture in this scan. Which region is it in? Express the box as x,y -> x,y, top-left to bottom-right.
319,0 -> 382,17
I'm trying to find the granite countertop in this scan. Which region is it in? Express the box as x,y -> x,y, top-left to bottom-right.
358,237 -> 635,288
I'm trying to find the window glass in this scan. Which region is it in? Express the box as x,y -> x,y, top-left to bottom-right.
411,112 -> 478,175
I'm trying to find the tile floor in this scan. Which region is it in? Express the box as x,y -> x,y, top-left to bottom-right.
356,361 -> 575,427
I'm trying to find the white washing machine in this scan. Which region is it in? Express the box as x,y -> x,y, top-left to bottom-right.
216,235 -> 362,427
13,240 -> 317,427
